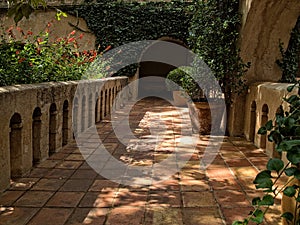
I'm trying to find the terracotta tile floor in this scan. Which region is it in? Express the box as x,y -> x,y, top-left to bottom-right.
0,97 -> 282,225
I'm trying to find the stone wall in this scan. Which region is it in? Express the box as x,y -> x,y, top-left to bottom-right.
0,77 -> 128,192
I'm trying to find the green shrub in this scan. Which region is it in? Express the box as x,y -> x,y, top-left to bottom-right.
0,23 -> 105,86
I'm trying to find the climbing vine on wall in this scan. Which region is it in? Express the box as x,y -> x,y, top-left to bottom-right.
64,0 -> 192,76
277,16 -> 300,83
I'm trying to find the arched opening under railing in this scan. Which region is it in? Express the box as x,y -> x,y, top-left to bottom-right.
62,100 -> 69,146
10,113 -> 23,178
49,103 -> 58,155
260,104 -> 269,149
32,107 -> 42,164
249,101 -> 257,142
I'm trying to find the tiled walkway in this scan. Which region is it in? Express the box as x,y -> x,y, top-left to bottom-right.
0,97 -> 281,225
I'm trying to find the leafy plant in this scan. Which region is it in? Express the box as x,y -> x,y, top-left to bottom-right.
233,81 -> 300,225
5,0 -> 68,24
6,0 -> 47,24
64,0 -> 192,76
166,67 -> 187,91
188,0 -> 250,106
276,16 -> 300,83
0,22 -> 106,86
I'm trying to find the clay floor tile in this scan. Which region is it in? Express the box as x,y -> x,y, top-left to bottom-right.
27,208 -> 73,225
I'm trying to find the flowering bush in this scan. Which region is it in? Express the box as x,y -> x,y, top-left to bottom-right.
0,23 -> 109,86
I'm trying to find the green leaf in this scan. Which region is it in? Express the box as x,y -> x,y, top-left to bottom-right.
250,209 -> 264,224
278,140 -> 300,151
285,95 -> 299,104
258,126 -> 267,135
252,197 -> 261,206
21,4 -> 33,19
287,85 -> 295,92
267,158 -> 284,172
14,8 -> 23,24
287,148 -> 300,165
265,120 -> 273,131
232,221 -> 247,225
253,170 -> 273,190
259,194 -> 274,206
268,130 -> 282,144
284,167 -> 298,176
283,186 -> 296,197
281,212 -> 294,222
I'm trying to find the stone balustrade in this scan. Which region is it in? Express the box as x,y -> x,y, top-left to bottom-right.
244,82 -> 297,160
0,77 -> 128,192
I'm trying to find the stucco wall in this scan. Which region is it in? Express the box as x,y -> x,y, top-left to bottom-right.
239,0 -> 300,83
0,10 -> 96,51
228,0 -> 300,136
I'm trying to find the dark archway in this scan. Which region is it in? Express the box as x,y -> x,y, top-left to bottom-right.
138,37 -> 188,98
32,107 -> 42,164
81,96 -> 86,132
73,97 -> 79,138
49,103 -> 58,155
88,93 -> 93,128
249,101 -> 257,142
62,100 -> 69,146
260,104 -> 269,149
10,113 -> 23,177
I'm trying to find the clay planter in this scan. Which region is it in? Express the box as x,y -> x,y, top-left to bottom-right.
172,91 -> 187,107
187,101 -> 224,135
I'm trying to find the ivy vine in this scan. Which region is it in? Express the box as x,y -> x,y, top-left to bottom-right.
63,0 -> 192,76
188,0 -> 250,106
277,16 -> 300,83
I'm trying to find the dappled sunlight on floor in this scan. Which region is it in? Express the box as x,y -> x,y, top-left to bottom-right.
0,97 -> 281,225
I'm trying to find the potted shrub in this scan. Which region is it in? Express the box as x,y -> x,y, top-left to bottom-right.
166,65 -> 225,134
182,65 -> 225,134
166,67 -> 189,106
188,0 -> 250,134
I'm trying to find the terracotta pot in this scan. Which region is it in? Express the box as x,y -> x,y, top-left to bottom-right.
172,91 -> 187,107
187,101 -> 225,135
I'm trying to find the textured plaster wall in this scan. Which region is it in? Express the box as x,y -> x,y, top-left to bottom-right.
229,0 -> 300,136
0,10 -> 96,51
239,0 -> 300,83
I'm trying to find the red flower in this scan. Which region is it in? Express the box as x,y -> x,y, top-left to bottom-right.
79,33 -> 84,39
104,45 -> 111,52
69,30 -> 76,36
37,38 -> 42,44
16,27 -> 23,33
68,37 -> 75,43
16,50 -> 20,55
82,50 -> 88,56
18,58 -> 25,63
6,26 -> 13,33
27,30 -> 33,35
47,22 -> 52,27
